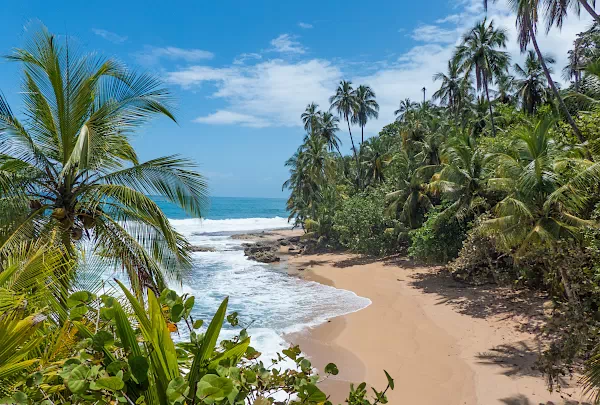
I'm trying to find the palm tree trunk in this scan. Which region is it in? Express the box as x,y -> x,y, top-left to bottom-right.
528,21 -> 585,143
361,125 -> 364,145
483,80 -> 497,137
579,0 -> 600,23
346,118 -> 361,188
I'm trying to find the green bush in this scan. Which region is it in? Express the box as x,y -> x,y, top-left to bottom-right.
408,206 -> 468,264
332,192 -> 399,255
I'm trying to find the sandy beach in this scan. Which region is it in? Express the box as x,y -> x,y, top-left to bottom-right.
282,252 -> 588,405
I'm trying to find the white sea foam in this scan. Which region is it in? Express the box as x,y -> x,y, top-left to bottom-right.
169,216 -> 291,236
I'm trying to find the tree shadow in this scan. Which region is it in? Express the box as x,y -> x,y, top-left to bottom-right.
476,340 -> 544,378
499,394 -> 591,404
332,256 -> 380,268
407,269 -> 547,334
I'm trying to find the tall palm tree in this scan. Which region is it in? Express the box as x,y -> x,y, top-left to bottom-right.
394,98 -> 418,122
433,60 -> 468,117
329,80 -> 360,184
506,0 -> 585,142
514,50 -> 555,114
0,28 -> 207,298
318,112 -> 343,156
454,18 -> 510,137
301,102 -> 320,134
353,85 -> 379,145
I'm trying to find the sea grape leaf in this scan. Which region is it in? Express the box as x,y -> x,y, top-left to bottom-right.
69,305 -> 89,321
128,355 -> 149,383
196,375 -> 233,403
67,291 -> 94,308
67,364 -> 91,394
325,363 -> 339,376
90,376 -> 124,391
167,376 -> 188,403
92,330 -> 114,350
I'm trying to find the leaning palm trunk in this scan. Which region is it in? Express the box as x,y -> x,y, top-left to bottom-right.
346,118 -> 361,188
579,0 -> 600,23
483,79 -> 498,137
528,21 -> 584,143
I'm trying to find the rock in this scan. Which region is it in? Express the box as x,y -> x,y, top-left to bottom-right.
278,238 -> 290,246
251,251 -> 280,263
190,246 -> 216,252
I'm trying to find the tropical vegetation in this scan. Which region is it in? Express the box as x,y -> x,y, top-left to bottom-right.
283,11 -> 600,402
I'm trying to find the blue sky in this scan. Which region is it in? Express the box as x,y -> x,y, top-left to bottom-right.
0,0 -> 591,197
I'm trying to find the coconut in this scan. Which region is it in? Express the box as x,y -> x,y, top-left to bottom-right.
52,207 -> 67,220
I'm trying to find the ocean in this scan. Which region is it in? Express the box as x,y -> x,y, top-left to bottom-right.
155,196 -> 371,364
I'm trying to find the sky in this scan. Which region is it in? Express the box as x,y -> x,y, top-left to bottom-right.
0,0 -> 593,198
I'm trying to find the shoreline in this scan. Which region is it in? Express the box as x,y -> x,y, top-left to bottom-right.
281,251 -> 586,405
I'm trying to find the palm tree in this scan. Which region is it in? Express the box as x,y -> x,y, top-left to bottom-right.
301,102 -> 320,134
433,60 -> 468,117
0,28 -> 208,298
430,133 -> 489,221
353,85 -> 379,145
394,98 -> 418,122
329,80 -> 360,184
318,112 -> 343,156
454,18 -> 511,137
514,50 -> 555,114
480,117 -> 590,255
385,151 -> 433,229
507,0 -> 585,142
283,134 -> 332,225
360,137 -> 390,186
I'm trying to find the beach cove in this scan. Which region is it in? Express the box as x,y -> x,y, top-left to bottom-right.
282,251 -> 588,405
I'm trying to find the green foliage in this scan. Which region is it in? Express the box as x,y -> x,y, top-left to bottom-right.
333,192 -> 400,255
408,205 -> 468,264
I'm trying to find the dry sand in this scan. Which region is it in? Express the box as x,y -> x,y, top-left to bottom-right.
283,252 -> 588,405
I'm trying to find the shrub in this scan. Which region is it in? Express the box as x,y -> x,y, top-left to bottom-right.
408,206 -> 468,264
332,192 -> 400,255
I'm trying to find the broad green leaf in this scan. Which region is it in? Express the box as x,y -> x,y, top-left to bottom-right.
301,384 -> 326,403
67,364 -> 91,394
167,376 -> 188,403
92,331 -> 114,350
69,305 -> 89,321
91,376 -> 124,391
67,291 -> 94,308
128,355 -> 149,383
196,375 -> 233,404
193,320 -> 204,329
325,363 -> 339,376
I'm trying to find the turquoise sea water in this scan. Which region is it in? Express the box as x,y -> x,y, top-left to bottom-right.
152,196 -> 288,220
150,196 -> 370,365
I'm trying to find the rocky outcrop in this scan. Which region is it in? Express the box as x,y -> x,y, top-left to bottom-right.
243,241 -> 281,263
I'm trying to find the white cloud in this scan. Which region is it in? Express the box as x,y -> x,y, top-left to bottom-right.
135,46 -> 214,65
411,24 -> 462,44
270,34 -> 306,54
169,59 -> 341,127
233,53 -> 262,65
193,111 -> 271,128
298,22 -> 313,29
92,28 -> 127,44
166,66 -> 233,88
